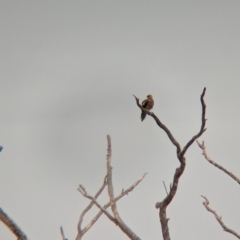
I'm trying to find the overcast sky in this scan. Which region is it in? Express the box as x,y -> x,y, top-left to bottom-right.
1,1 -> 240,240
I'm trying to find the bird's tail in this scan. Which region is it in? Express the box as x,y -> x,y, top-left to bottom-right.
141,111 -> 146,121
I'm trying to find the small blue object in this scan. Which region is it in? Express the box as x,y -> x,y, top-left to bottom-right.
0,146 -> 3,152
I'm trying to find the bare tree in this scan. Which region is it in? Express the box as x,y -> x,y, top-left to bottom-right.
75,88 -> 207,240
6,87 -> 233,240
133,87 -> 207,240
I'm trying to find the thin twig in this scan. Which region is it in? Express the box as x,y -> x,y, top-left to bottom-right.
163,181 -> 168,195
197,141 -> 240,184
0,208 -> 28,240
60,226 -> 67,240
201,196 -> 240,239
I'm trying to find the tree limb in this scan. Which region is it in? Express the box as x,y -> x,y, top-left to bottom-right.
76,135 -> 146,240
106,135 -> 141,240
78,184 -> 118,224
201,196 -> 240,239
75,176 -> 107,240
134,88 -> 207,240
76,173 -> 147,240
76,172 -> 147,240
197,141 -> 240,184
180,87 -> 207,158
0,208 -> 28,240
133,95 -> 181,155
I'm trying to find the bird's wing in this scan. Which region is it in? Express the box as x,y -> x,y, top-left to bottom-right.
148,99 -> 154,109
142,99 -> 148,108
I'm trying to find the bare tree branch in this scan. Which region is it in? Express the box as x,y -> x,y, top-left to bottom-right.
134,88 -> 207,240
201,196 -> 240,239
76,173 -> 147,240
155,160 -> 185,240
197,141 -> 240,184
78,176 -> 107,230
197,141 -> 240,238
163,181 -> 168,195
180,87 -> 207,158
0,208 -> 28,240
106,135 -> 141,240
78,184 -> 118,224
60,226 -> 67,240
76,135 -> 146,240
75,176 -> 107,240
133,95 -> 181,155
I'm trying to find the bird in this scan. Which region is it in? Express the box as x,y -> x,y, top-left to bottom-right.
141,94 -> 154,121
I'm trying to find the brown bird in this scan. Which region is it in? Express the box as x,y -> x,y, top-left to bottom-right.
141,94 -> 154,121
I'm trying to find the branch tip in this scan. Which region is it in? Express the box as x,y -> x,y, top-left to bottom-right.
201,195 -> 240,238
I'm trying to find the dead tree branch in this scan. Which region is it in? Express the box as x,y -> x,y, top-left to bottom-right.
76,136 -> 146,240
133,95 -> 181,155
180,87 -> 207,158
104,135 -> 141,240
201,196 -> 240,239
78,184 -> 118,224
75,176 -> 107,240
60,226 -> 67,240
197,141 -> 240,238
0,208 -> 28,240
197,141 -> 240,184
76,172 -> 146,240
134,88 -> 207,240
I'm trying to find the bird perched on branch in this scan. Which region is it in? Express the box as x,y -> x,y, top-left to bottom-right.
141,94 -> 154,121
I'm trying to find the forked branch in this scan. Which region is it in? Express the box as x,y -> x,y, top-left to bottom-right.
76,135 -> 145,240
75,176 -> 107,240
134,88 -> 207,240
78,184 -> 118,224
76,173 -> 146,240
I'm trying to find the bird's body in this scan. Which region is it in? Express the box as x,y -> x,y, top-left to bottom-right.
141,94 -> 154,121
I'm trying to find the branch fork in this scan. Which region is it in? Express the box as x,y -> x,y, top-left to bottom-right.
134,88 -> 207,240
76,135 -> 146,240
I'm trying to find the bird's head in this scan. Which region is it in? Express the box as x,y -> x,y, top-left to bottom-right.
147,94 -> 153,99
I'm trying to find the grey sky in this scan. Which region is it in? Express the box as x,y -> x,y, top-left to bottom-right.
1,1 -> 240,239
